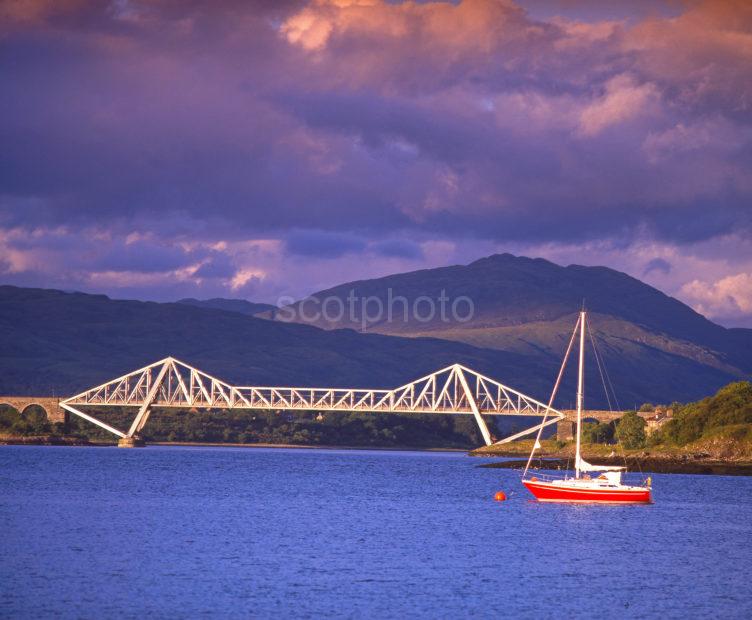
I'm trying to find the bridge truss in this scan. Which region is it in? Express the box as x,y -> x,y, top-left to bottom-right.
60,357 -> 564,446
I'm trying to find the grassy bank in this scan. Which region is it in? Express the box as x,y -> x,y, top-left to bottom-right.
470,381 -> 752,475
470,431 -> 752,462
476,457 -> 752,476
0,433 -> 96,446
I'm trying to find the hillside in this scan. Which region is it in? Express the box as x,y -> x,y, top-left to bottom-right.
472,380 -> 752,468
0,285 -> 553,404
177,298 -> 275,316
2,249 -> 749,410
655,381 -> 752,458
265,253 -> 751,406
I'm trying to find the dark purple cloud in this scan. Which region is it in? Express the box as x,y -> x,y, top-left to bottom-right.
95,241 -> 193,273
371,239 -> 423,260
193,252 -> 236,279
643,258 -> 672,277
0,0 -> 750,325
286,230 -> 366,258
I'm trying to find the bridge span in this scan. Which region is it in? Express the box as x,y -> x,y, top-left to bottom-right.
60,357 -> 565,447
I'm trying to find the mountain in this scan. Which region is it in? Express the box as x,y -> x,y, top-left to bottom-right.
2,248 -> 748,410
0,285 -> 553,406
264,253 -> 752,407
177,297 -> 275,316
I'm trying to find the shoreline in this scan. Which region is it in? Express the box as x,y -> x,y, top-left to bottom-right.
0,435 -> 97,447
3,436 -> 751,474
150,441 -> 467,453
0,435 -> 467,453
475,456 -> 752,476
469,441 -> 752,476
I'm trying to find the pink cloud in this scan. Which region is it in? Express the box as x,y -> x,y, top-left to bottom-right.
625,0 -> 752,109
681,273 -> 752,321
0,0 -> 89,24
578,73 -> 659,136
279,0 -> 548,92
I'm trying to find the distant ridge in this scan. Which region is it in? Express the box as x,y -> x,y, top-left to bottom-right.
0,285 -> 552,406
177,297 -> 276,316
272,253 -> 744,347
264,253 -> 752,404
1,249 -> 749,409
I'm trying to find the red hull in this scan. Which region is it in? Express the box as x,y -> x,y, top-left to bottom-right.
523,480 -> 652,504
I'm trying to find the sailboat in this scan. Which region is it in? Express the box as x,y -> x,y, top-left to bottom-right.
521,310 -> 652,504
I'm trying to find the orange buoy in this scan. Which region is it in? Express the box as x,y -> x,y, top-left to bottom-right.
494,491 -> 506,501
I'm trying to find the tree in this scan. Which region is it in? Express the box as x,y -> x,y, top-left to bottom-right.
582,420 -> 616,444
592,421 -> 615,444
0,405 -> 20,430
616,411 -> 646,449
23,405 -> 51,435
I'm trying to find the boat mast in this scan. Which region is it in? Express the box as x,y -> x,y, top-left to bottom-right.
575,310 -> 586,479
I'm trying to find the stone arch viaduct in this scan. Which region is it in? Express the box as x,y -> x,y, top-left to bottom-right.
556,410 -> 654,440
0,397 -> 67,424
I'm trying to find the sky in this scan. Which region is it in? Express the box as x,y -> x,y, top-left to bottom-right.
1,0 -> 751,327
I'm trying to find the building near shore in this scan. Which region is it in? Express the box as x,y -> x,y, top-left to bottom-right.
645,408 -> 673,436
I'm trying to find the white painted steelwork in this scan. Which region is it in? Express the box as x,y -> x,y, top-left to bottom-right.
60,357 -> 564,445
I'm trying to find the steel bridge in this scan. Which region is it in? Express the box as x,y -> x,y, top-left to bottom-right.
60,357 -> 564,447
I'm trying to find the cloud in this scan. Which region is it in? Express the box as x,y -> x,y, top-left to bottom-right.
643,257 -> 671,277
642,116 -> 752,167
193,253 -> 237,279
578,74 -> 659,136
0,0 -> 751,324
625,0 -> 752,113
96,240 -> 194,274
281,0 -> 533,60
2,0 -> 751,245
681,273 -> 752,324
229,268 -> 266,294
0,0 -> 90,24
370,238 -> 423,259
281,2 -> 335,51
286,229 -> 367,258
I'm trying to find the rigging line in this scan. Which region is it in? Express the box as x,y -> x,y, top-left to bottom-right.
587,319 -> 613,412
585,318 -> 635,472
588,320 -> 621,411
521,313 -> 580,479
587,319 -> 621,412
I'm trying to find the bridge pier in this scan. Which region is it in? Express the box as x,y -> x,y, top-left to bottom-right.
557,419 -> 575,441
118,436 -> 146,448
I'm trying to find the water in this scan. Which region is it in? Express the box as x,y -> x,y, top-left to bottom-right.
1,446 -> 750,619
